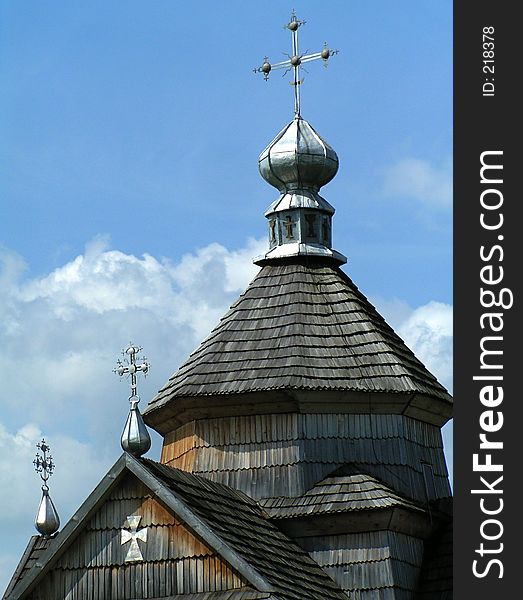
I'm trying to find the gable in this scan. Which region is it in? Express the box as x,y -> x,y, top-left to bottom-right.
19,473 -> 247,600
6,455 -> 348,600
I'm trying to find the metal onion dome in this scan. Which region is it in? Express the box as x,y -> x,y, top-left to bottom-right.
254,116 -> 346,266
253,10 -> 345,266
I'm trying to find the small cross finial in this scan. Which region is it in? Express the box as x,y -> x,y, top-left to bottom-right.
253,11 -> 338,116
34,439 -> 55,489
115,342 -> 152,457
114,342 -> 150,401
34,439 -> 60,536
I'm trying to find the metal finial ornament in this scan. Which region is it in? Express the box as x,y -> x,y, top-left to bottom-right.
114,343 -> 149,399
253,10 -> 338,116
33,439 -> 60,537
114,343 -> 151,457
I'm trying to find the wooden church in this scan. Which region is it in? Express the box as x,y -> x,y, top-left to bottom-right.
3,13 -> 452,600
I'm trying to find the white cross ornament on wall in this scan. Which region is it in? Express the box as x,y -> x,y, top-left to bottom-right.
121,515 -> 148,562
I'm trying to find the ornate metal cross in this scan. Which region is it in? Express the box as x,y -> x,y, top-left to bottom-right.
253,10 -> 338,116
121,515 -> 148,562
114,343 -> 149,400
33,439 -> 55,490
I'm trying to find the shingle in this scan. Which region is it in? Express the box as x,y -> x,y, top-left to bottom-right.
142,459 -> 347,600
2,536 -> 53,597
415,515 -> 453,598
259,468 -> 425,518
145,262 -> 451,414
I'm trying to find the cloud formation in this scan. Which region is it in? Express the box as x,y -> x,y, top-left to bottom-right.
0,236 -> 266,592
383,157 -> 452,208
398,300 -> 453,391
0,238 -> 452,593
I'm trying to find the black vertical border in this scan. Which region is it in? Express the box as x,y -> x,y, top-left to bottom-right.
454,1 -> 519,598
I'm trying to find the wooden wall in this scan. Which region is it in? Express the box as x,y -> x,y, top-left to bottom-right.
295,531 -> 425,600
27,474 -> 246,600
161,413 -> 450,502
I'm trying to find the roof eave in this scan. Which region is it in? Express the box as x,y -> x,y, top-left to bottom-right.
144,388 -> 453,435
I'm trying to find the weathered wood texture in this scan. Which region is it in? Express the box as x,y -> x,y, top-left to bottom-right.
260,471 -> 423,518
16,462 -> 347,600
416,519 -> 453,598
3,537 -> 52,598
26,474 -> 246,600
296,531 -> 425,600
136,593 -> 273,600
144,461 -> 347,600
146,263 -> 452,419
161,414 -> 451,502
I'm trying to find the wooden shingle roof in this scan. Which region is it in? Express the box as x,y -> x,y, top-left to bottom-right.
259,470 -> 424,519
146,261 -> 451,416
144,459 -> 347,600
2,537 -> 52,599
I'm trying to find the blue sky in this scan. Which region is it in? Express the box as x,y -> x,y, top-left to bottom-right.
0,0 -> 452,592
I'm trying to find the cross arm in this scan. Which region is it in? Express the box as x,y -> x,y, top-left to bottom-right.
121,530 -> 133,544
264,58 -> 294,71
135,529 -> 148,542
300,49 -> 339,65
254,48 -> 338,76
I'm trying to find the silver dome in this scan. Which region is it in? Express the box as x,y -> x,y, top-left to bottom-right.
35,487 -> 60,537
259,117 -> 339,192
121,398 -> 152,457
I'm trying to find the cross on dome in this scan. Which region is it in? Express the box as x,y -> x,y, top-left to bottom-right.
33,439 -> 60,537
253,13 -> 346,267
253,10 -> 338,116
114,343 -> 152,457
114,342 -> 149,400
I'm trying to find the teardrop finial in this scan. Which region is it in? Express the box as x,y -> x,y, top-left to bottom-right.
114,343 -> 152,457
120,397 -> 152,457
33,439 -> 60,537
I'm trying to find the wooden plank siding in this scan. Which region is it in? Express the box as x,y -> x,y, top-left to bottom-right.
296,531 -> 425,600
416,519 -> 453,598
161,414 -> 451,503
26,474 -> 247,600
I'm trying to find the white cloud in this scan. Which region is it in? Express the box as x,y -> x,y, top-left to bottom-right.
397,300 -> 453,392
383,157 -> 452,208
373,297 -> 454,486
0,237 -> 453,593
374,296 -> 453,392
1,236 -> 266,423
0,422 -> 111,593
0,236 -> 266,594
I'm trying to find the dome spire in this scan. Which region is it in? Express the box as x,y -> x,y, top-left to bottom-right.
253,12 -> 346,266
33,439 -> 60,537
